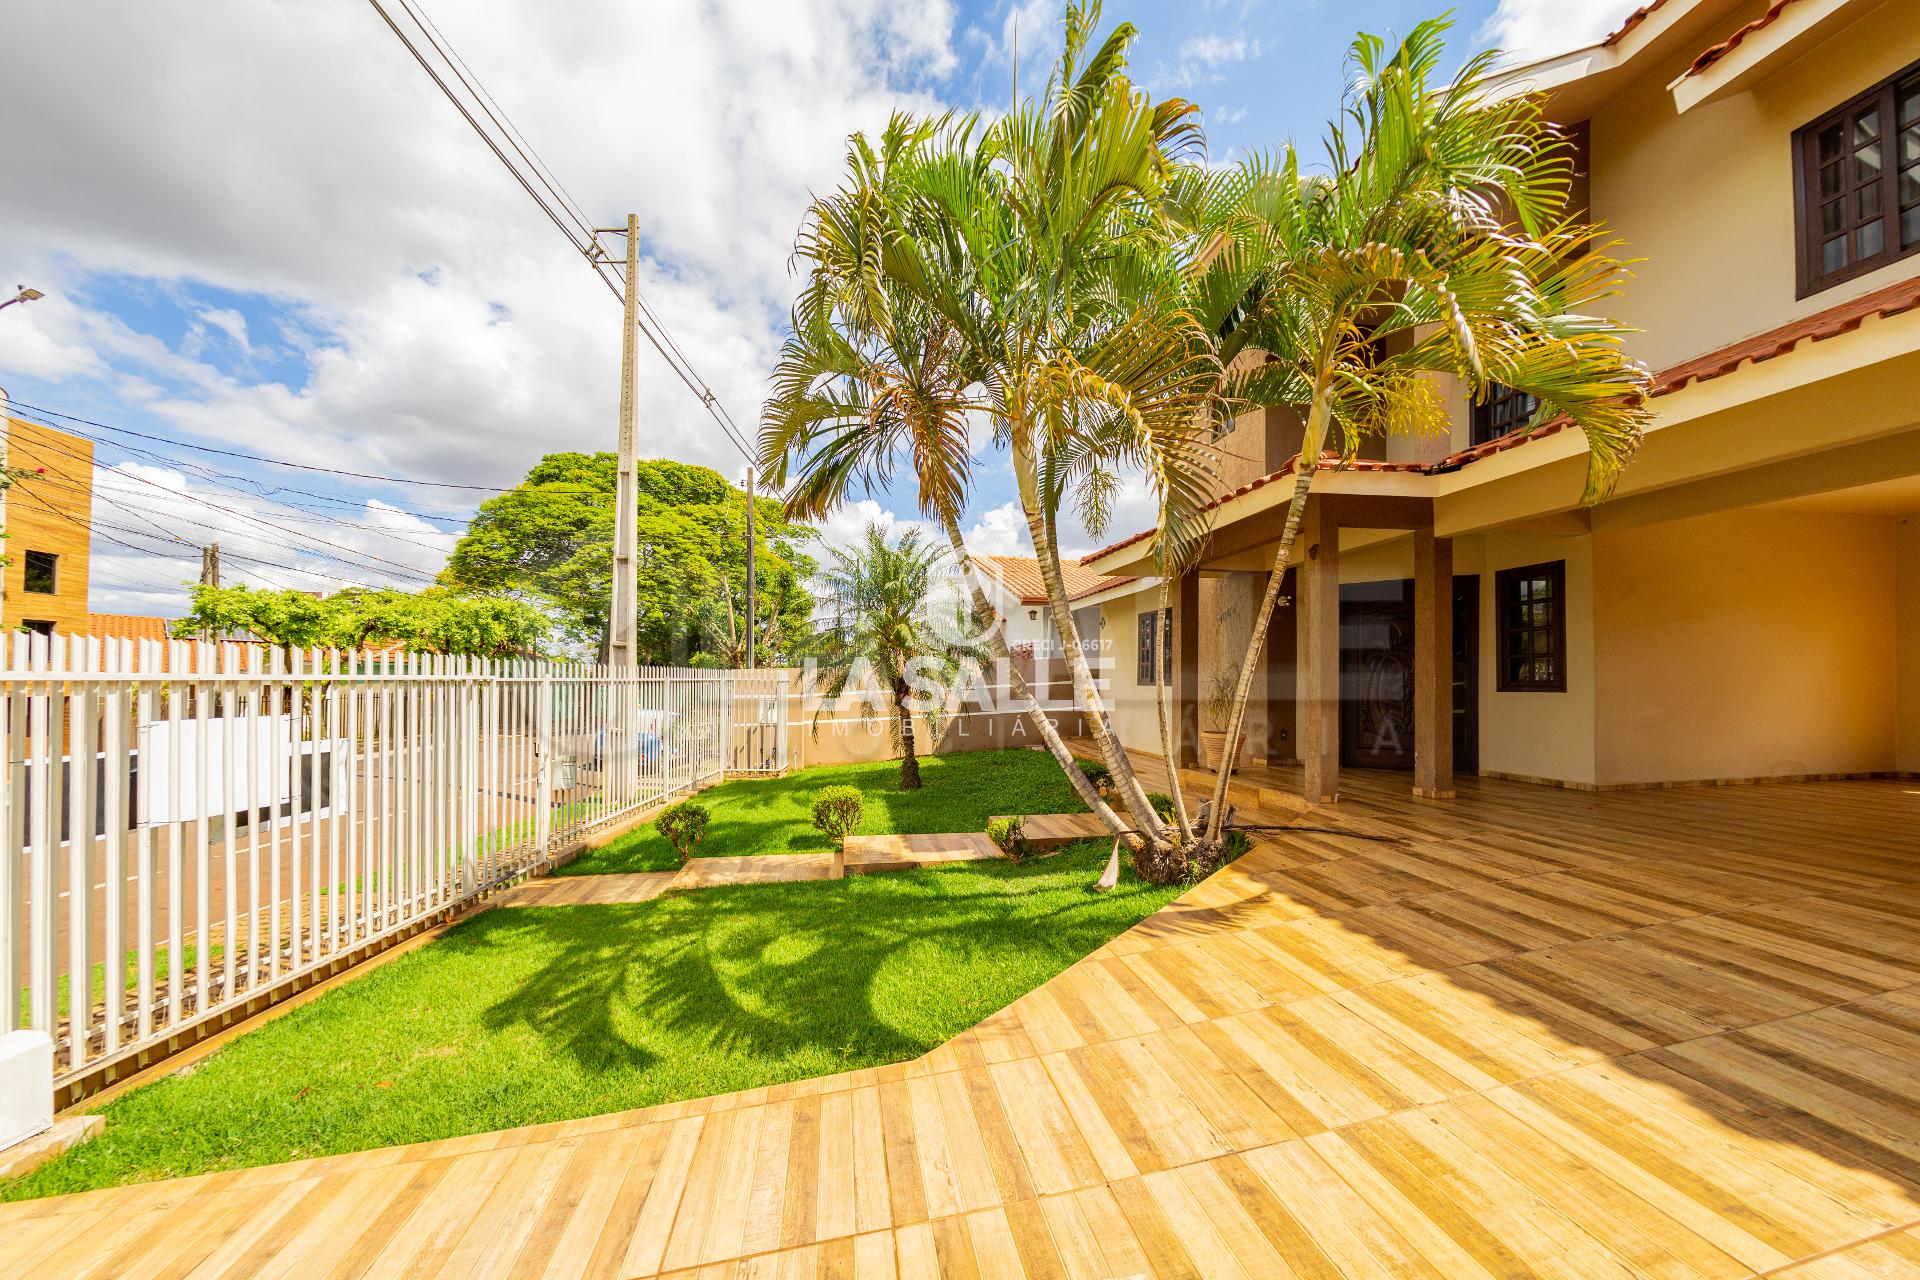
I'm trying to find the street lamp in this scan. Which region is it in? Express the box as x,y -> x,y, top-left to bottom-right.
0,285 -> 44,312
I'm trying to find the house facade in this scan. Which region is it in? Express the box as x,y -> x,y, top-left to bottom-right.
1,416 -> 94,638
1082,0 -> 1920,797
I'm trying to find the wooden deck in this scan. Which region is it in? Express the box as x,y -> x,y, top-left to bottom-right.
4,771 -> 1919,1278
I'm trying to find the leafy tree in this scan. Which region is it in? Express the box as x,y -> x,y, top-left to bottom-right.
173,585 -> 549,658
440,453 -> 817,664
810,525 -> 975,790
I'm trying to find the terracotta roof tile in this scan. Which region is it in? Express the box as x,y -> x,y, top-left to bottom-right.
1683,0 -> 1798,77
1080,272 -> 1920,566
86,613 -> 172,644
1604,0 -> 1671,46
976,555 -> 1136,603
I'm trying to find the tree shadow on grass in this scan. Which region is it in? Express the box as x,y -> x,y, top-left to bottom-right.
471,843 -> 1169,1080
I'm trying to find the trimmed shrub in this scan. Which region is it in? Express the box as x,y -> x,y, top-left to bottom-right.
1074,758 -> 1113,795
656,801 -> 711,865
986,815 -> 1029,861
810,785 -> 864,847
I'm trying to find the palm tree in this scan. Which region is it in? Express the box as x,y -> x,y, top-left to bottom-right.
762,6 -> 1225,881
1184,18 -> 1655,846
811,523 -> 969,790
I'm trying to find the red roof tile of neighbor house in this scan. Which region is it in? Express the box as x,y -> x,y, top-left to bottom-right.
1080,273 -> 1920,565
87,613 -> 173,644
1683,0 -> 1798,77
976,555 -> 1136,603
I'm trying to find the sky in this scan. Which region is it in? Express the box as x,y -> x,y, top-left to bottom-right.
0,0 -> 1642,621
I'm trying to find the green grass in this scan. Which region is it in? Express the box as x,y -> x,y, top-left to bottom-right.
558,749 -> 1087,874
3,841 -> 1179,1200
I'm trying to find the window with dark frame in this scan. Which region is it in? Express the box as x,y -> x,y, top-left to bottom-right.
21,550 -> 57,595
1135,607 -> 1173,686
21,620 -> 54,638
1794,58 -> 1920,297
1471,383 -> 1539,447
1495,561 -> 1567,692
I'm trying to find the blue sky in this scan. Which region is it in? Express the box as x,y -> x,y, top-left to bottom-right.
0,0 -> 1629,624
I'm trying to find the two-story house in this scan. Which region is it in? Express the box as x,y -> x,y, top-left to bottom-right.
1080,0 -> 1920,802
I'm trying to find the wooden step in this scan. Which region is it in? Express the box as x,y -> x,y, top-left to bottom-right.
991,810 -> 1108,851
841,832 -> 1003,874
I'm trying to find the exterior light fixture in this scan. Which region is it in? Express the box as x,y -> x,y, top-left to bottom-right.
0,286 -> 44,312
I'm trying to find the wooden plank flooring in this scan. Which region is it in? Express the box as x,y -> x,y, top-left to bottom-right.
4,771 -> 1918,1278
844,832 -> 1003,873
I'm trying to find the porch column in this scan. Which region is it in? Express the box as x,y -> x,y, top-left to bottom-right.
1413,527 -> 1455,800
1173,569 -> 1203,767
1264,568 -> 1297,764
1298,498 -> 1340,803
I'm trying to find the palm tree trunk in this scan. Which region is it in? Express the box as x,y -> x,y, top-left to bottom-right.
1152,573 -> 1194,842
1202,380 -> 1334,845
1010,440 -> 1170,848
937,510 -> 1125,829
893,678 -> 922,789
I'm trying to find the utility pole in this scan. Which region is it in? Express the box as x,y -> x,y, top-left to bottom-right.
200,542 -> 220,641
744,464 -> 756,670
607,213 -> 641,670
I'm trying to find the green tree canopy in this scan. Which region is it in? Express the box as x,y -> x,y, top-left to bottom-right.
438,453 -> 817,664
173,586 -> 550,658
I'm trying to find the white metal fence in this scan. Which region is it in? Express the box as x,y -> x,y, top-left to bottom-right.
2,633 -> 786,1091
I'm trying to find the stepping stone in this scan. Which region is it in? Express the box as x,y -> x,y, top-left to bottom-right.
841,832 -> 1003,873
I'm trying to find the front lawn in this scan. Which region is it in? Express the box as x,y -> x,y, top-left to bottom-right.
559,747 -> 1086,874
4,840 -> 1176,1201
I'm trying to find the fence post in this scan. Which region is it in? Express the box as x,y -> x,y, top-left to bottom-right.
534,662 -> 553,860
777,669 -> 791,774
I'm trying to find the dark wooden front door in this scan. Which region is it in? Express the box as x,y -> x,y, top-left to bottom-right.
1339,577 -> 1479,773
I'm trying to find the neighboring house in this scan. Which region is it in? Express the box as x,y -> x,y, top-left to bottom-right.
1082,0 -> 1920,798
972,555 -> 1140,669
1,417 -> 93,639
86,613 -> 173,646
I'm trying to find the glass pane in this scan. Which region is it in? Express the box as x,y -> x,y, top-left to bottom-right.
1820,160 -> 1844,197
1856,107 -> 1880,142
1859,184 -> 1882,219
1860,219 -> 1884,257
1818,122 -> 1844,162
1902,166 -> 1920,206
1824,236 -> 1848,271
1902,85 -> 1920,126
1821,198 -> 1846,235
1904,127 -> 1920,165
1904,206 -> 1920,247
1855,141 -> 1882,182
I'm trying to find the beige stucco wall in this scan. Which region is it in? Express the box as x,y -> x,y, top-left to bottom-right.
1097,595 -> 1164,753
1592,508 -> 1898,785
1589,0 -> 1920,374
1898,511 -> 1920,773
1475,535 -> 1599,785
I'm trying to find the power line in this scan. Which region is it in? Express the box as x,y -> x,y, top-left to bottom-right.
365,0 -> 758,464
10,397 -> 521,490
6,434 -> 445,586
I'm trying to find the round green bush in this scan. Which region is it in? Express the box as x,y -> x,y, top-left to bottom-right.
985,815 -> 1028,861
810,785 -> 864,846
656,800 -> 711,865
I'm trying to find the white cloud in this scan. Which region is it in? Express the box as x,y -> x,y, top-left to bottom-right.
1212,104 -> 1249,126
1478,0 -> 1646,64
0,0 -> 965,619
1166,30 -> 1265,89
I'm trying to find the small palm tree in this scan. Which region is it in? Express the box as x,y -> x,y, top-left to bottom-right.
811,524 -> 969,790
